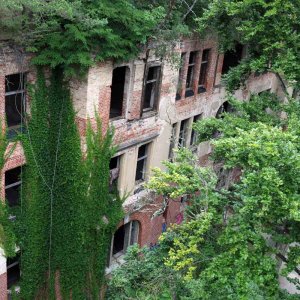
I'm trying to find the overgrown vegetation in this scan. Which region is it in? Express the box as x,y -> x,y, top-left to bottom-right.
0,68 -> 123,298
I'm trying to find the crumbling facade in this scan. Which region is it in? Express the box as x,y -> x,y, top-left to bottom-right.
0,36 -> 286,299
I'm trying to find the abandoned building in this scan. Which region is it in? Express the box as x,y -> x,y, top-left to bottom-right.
0,35 -> 290,299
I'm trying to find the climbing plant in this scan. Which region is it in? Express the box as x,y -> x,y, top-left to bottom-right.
0,68 -> 124,299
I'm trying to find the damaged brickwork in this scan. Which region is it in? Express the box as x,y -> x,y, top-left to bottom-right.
0,37 -> 287,299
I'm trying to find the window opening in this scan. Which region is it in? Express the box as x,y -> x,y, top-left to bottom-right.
5,167 -> 22,208
185,51 -> 197,97
135,143 -> 149,182
5,73 -> 26,137
175,53 -> 186,101
109,155 -> 121,191
216,101 -> 233,119
7,253 -> 20,289
110,67 -> 127,119
178,119 -> 189,147
168,123 -> 177,160
109,221 -> 139,266
198,49 -> 210,93
143,66 -> 161,111
190,114 -> 202,145
222,44 -> 243,74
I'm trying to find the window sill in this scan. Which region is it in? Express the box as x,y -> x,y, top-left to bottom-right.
109,116 -> 125,122
141,110 -> 157,119
184,89 -> 194,98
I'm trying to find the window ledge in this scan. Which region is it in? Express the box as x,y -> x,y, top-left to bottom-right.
141,110 -> 157,119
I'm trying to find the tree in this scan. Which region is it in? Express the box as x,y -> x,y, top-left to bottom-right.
109,0 -> 300,295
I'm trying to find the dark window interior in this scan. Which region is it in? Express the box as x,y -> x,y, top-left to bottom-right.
113,225 -> 125,255
222,44 -> 243,74
138,144 -> 146,158
135,144 -> 148,181
186,51 -> 196,90
5,167 -> 21,207
190,114 -> 202,145
7,254 -> 20,289
110,67 -> 127,119
5,74 -> 24,93
143,66 -> 160,110
198,49 -> 210,93
216,101 -> 233,119
5,74 -> 25,130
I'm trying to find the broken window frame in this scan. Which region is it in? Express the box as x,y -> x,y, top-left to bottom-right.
168,123 -> 178,161
190,114 -> 202,146
178,119 -> 189,148
7,252 -> 20,290
109,155 -> 121,191
141,64 -> 162,113
5,166 -> 22,211
110,66 -> 129,120
5,73 -> 26,138
185,51 -> 197,97
135,143 -> 150,183
198,49 -> 211,93
175,53 -> 186,101
108,220 -> 139,267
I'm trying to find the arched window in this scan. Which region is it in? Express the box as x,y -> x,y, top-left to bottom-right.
216,101 -> 233,119
108,220 -> 139,267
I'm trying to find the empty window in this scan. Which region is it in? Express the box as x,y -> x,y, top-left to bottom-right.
109,220 -> 139,266
175,53 -> 186,101
7,253 -> 20,289
168,123 -> 178,160
185,51 -> 197,97
5,167 -> 22,207
143,66 -> 161,111
216,101 -> 233,119
190,114 -> 202,145
135,143 -> 149,182
5,73 -> 26,135
198,49 -> 210,93
110,67 -> 128,119
109,155 -> 121,190
178,119 -> 189,147
222,44 -> 243,74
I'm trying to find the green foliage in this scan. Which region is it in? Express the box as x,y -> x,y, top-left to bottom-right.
85,116 -> 124,296
0,68 -> 124,299
113,90 -> 300,299
194,92 -> 287,143
196,0 -> 300,89
106,244 -> 187,300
